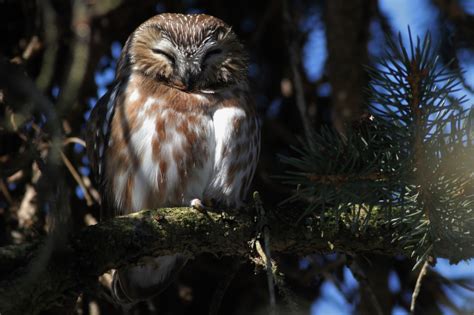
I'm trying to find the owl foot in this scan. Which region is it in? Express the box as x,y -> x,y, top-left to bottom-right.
190,198 -> 214,213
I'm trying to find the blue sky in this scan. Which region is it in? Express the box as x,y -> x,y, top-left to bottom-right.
310,258 -> 473,315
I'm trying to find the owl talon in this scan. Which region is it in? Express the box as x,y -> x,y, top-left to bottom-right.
190,198 -> 212,213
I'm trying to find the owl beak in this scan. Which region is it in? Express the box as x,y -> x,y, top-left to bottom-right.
172,72 -> 195,92
171,76 -> 195,92
173,62 -> 199,92
182,72 -> 195,91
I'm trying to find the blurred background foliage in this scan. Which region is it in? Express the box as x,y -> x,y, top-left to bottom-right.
0,0 -> 473,314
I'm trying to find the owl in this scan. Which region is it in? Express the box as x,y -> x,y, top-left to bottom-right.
86,13 -> 260,303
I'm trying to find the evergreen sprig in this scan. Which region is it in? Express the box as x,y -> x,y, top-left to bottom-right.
281,30 -> 474,265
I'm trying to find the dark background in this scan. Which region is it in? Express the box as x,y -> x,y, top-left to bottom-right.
0,0 -> 473,314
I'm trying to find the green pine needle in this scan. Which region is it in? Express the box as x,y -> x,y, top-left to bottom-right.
280,28 -> 474,265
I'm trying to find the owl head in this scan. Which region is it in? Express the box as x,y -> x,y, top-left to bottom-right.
117,13 -> 248,92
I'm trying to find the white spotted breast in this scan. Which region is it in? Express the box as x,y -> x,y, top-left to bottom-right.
104,78 -> 259,213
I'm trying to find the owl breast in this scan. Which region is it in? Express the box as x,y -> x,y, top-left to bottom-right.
104,76 -> 259,214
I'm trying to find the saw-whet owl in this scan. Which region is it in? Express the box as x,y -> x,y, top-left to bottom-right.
86,13 -> 260,303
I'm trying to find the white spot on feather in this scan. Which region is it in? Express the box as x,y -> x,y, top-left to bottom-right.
114,172 -> 128,208
129,90 -> 140,102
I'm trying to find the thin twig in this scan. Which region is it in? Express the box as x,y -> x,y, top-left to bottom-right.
22,36 -> 42,61
61,151 -> 94,206
254,191 -> 277,314
307,172 -> 389,184
63,137 -> 86,147
273,270 -> 300,314
10,36 -> 42,64
282,0 -> 313,141
410,259 -> 430,314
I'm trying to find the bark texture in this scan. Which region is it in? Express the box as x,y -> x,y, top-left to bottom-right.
0,206 -> 471,315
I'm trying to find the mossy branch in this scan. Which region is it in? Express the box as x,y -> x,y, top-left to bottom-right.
0,206 -> 472,315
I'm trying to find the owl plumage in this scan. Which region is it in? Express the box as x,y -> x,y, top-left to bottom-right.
86,13 -> 260,303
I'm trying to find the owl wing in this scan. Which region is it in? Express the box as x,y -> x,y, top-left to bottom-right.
239,106 -> 261,203
246,113 -> 261,197
85,81 -> 123,219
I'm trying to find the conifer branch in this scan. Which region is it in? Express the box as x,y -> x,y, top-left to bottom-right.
281,30 -> 474,267
1,205 -> 471,314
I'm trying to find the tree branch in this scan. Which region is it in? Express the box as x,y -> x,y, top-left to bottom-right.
0,206 -> 472,314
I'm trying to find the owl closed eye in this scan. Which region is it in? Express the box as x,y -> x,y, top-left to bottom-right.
118,14 -> 248,92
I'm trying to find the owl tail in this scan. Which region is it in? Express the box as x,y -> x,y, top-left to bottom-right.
111,254 -> 189,304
